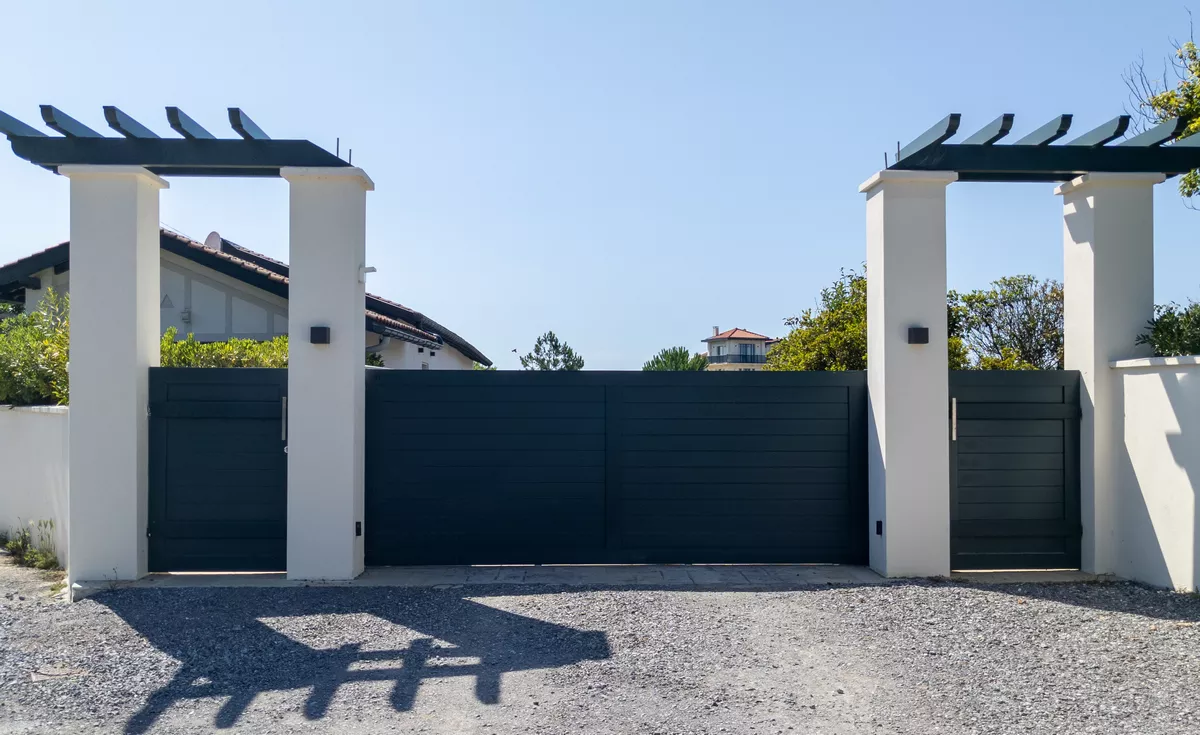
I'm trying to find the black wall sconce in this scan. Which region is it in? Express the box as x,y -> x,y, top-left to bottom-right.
310,326 -> 331,344
907,327 -> 929,344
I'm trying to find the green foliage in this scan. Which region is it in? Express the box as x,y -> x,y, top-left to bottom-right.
767,270 -> 1062,371
0,302 -> 22,317
951,276 -> 1063,370
765,269 -> 867,371
473,361 -> 497,371
643,346 -> 708,371
365,351 -> 385,368
4,520 -> 60,571
0,289 -> 70,406
160,327 -> 289,368
1138,301 -> 1200,356
1126,35 -> 1200,198
519,331 -> 585,371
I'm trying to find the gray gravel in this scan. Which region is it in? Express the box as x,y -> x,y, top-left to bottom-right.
1,560 -> 1198,734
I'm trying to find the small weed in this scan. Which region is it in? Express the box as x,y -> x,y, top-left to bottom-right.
4,519 -> 60,571
48,578 -> 67,596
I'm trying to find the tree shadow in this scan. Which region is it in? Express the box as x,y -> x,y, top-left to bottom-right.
952,579 -> 1200,622
94,586 -> 609,733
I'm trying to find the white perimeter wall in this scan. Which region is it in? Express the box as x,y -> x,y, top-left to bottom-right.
0,406 -> 69,567
1112,357 -> 1200,591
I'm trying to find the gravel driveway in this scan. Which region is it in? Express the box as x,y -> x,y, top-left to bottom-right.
1,559 -> 1198,735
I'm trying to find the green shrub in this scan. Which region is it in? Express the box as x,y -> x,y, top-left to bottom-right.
1138,301 -> 1200,357
160,327 -> 289,368
0,290 -> 69,406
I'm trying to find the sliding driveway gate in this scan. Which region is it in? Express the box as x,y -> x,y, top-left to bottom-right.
147,367 -> 1083,572
365,370 -> 868,565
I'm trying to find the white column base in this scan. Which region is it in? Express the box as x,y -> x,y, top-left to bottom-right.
281,167 -> 374,581
861,170 -> 956,578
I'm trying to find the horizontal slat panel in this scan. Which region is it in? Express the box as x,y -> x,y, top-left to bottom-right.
622,466 -> 848,484
621,419 -> 848,436
957,453 -> 1064,470
379,450 -> 605,468
958,469 -> 1063,487
952,551 -> 1077,571
620,386 -> 848,404
166,468 -> 287,487
954,535 -> 1067,554
167,502 -> 284,522
167,383 -> 285,402
377,465 -> 606,483
152,401 -> 282,419
384,433 -> 605,451
957,403 -> 1079,420
370,386 -> 604,404
622,403 -> 847,420
374,417 -> 605,435
957,502 -> 1064,521
956,436 -> 1063,454
952,519 -> 1081,537
953,386 -> 1063,404
620,498 -> 851,517
619,450 -> 848,468
164,449 -> 285,472
620,434 -> 847,452
155,520 -> 285,539
375,401 -> 605,419
958,486 -> 1064,504
956,420 -> 1062,437
366,482 -> 604,502
618,483 -> 850,501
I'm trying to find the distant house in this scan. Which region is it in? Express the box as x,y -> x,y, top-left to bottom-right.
0,228 -> 491,369
702,326 -> 773,371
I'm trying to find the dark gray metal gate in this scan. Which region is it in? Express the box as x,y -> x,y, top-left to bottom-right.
148,368 -> 287,572
950,370 -> 1081,570
365,370 -> 867,565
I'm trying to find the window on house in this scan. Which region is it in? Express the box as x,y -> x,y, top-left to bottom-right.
739,343 -> 755,355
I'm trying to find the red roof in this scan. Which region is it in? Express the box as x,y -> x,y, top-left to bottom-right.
704,328 -> 771,342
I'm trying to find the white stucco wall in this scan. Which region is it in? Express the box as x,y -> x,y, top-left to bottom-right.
0,406 -> 70,568
368,334 -> 474,370
1112,357 -> 1200,591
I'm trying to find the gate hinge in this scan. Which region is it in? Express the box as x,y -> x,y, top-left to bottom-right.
146,403 -> 152,418
145,527 -> 152,538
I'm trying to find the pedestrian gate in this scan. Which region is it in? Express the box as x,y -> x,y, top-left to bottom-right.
949,370 -> 1082,570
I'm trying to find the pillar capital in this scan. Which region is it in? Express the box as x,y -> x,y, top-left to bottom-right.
859,169 -> 957,194
280,166 -> 374,191
57,165 -> 169,189
1054,172 -> 1165,197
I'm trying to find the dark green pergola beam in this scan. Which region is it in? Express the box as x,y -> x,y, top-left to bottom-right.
166,107 -> 216,140
961,114 -> 1014,145
228,108 -> 270,140
39,105 -> 104,138
0,110 -> 46,138
898,113 -> 961,160
103,106 -> 160,139
1119,117 -> 1189,147
1011,115 -> 1072,146
1066,115 -> 1130,147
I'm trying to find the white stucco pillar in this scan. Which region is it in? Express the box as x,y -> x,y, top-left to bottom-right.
281,167 -> 374,580
860,170 -> 956,577
60,166 -> 167,585
1056,173 -> 1162,575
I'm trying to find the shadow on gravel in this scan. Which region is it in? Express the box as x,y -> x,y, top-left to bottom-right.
95,587 -> 610,734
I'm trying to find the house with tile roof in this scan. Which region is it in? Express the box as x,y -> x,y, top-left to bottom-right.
0,228 -> 491,369
702,326 -> 773,371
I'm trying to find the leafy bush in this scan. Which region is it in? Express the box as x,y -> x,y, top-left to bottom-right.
1138,301 -> 1200,357
160,327 -> 289,368
4,520 -> 60,571
0,290 -> 69,406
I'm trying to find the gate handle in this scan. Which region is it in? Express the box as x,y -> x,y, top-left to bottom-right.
951,397 -> 957,441
282,396 -> 288,442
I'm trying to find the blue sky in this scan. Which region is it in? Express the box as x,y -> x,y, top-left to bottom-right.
1,1 -> 1197,368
